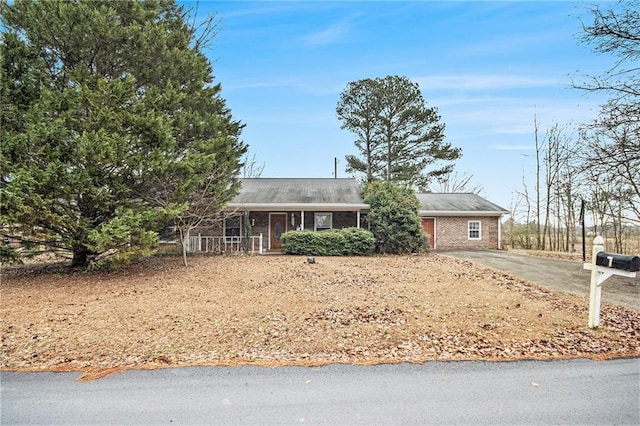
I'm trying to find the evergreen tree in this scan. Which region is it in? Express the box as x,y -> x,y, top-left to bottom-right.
336,75 -> 461,189
1,0 -> 245,267
336,78 -> 383,183
363,181 -> 426,254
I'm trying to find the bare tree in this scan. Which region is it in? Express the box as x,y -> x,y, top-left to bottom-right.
573,0 -> 639,130
580,124 -> 640,222
511,175 -> 534,250
534,115 -> 543,249
518,119 -> 585,253
536,122 -> 561,251
145,158 -> 242,267
543,123 -> 582,252
574,0 -> 639,223
431,170 -> 483,194
241,153 -> 265,178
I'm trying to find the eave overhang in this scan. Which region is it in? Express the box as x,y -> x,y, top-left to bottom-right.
227,203 -> 370,211
419,210 -> 509,217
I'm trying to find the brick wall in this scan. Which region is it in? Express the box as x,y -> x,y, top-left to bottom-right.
198,211 -> 364,252
433,216 -> 501,250
195,212 -> 501,251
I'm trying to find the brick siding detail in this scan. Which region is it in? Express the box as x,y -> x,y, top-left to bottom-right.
433,216 -> 501,250
196,211 -> 363,252
194,213 -> 500,252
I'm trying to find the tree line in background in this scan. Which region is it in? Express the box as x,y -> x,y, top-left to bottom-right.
506,0 -> 639,255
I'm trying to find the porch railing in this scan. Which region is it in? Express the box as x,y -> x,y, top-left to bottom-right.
186,234 -> 263,254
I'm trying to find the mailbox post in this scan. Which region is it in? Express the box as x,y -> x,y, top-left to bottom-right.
583,236 -> 639,328
588,237 -> 604,328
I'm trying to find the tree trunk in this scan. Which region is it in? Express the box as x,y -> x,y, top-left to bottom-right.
178,227 -> 190,267
534,116 -> 542,250
71,245 -> 92,268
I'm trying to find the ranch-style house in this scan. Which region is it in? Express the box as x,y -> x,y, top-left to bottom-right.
186,178 -> 508,254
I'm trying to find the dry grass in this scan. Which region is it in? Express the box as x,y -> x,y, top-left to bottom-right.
509,249 -> 585,261
1,253 -> 638,379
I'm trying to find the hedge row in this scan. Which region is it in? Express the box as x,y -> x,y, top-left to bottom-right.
281,227 -> 375,256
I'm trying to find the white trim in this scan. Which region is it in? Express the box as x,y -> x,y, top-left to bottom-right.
420,210 -> 508,217
186,235 -> 263,254
468,220 -> 482,240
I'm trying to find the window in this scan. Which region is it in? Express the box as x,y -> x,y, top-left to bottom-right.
314,213 -> 333,231
468,221 -> 481,240
158,226 -> 177,243
225,215 -> 241,238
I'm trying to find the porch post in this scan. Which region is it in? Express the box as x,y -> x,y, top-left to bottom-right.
498,217 -> 502,250
357,210 -> 361,228
301,211 -> 305,230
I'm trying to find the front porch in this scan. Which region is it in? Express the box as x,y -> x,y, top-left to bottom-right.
186,234 -> 264,255
188,209 -> 368,254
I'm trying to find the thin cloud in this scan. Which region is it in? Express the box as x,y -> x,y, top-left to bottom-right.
224,77 -> 343,96
223,80 -> 294,91
303,17 -> 355,46
490,124 -> 537,135
415,74 -> 559,91
489,144 -> 535,151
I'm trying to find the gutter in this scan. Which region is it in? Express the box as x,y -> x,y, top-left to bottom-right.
227,203 -> 370,211
418,210 -> 510,217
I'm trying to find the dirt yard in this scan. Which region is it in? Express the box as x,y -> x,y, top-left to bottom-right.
1,253 -> 638,379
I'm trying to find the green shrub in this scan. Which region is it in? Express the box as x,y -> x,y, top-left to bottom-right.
0,244 -> 21,264
363,181 -> 427,254
339,227 -> 376,255
282,227 -> 374,256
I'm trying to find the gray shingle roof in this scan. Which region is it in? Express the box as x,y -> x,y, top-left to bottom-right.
416,193 -> 509,216
228,179 -> 507,216
228,178 -> 368,210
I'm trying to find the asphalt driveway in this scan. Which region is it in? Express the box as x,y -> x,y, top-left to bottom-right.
439,250 -> 639,311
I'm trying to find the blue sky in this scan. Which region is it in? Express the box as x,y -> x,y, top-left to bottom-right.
185,1 -> 613,211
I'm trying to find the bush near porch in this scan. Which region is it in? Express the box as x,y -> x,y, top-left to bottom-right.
363,182 -> 427,254
282,228 -> 375,256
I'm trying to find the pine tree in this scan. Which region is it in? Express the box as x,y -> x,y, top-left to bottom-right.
336,75 -> 461,189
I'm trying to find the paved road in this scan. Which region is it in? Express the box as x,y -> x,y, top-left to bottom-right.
440,250 -> 639,311
2,358 -> 639,425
